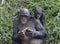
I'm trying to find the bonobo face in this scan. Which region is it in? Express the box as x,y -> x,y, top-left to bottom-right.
20,15 -> 29,24
36,13 -> 41,19
19,8 -> 30,24
35,6 -> 44,19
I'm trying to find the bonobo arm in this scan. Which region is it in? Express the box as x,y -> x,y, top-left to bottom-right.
12,17 -> 22,43
40,13 -> 46,26
27,19 -> 47,39
34,19 -> 47,39
30,29 -> 47,39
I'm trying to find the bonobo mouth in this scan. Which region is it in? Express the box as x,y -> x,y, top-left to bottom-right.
20,17 -> 28,24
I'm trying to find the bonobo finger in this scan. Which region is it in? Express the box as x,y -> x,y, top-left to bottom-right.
18,32 -> 24,39
26,29 -> 32,32
18,31 -> 24,37
25,31 -> 32,37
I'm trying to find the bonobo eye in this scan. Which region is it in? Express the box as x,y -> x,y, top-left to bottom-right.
20,15 -> 28,18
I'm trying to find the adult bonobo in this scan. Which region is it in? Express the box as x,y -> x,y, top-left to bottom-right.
12,7 -> 47,44
34,6 -> 46,26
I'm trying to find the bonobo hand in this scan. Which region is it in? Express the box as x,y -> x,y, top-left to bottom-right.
25,29 -> 33,37
18,31 -> 24,40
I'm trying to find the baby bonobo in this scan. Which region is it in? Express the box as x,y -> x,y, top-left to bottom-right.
34,6 -> 48,44
12,7 -> 47,44
34,6 -> 46,26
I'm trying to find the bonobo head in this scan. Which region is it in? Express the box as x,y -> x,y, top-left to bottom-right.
19,8 -> 30,25
34,6 -> 45,19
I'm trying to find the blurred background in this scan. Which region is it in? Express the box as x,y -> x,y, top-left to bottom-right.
0,0 -> 60,44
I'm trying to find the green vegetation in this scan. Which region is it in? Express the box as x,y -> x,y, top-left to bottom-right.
0,0 -> 60,44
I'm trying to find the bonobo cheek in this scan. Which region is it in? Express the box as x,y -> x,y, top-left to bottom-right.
21,17 -> 28,24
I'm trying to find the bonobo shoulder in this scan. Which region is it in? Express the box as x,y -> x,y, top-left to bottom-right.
13,16 -> 20,26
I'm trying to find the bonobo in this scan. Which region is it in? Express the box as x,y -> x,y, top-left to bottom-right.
12,7 -> 47,44
34,6 -> 46,26
34,6 -> 47,44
